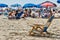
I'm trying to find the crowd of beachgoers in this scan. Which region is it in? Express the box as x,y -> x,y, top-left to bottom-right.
0,1 -> 60,19
0,7 -> 60,20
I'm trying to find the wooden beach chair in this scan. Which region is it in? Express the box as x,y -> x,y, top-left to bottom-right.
29,15 -> 54,36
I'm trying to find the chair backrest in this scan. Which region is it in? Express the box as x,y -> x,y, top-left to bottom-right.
43,15 -> 54,32
44,15 -> 54,27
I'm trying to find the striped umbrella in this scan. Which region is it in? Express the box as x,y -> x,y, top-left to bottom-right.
41,1 -> 57,7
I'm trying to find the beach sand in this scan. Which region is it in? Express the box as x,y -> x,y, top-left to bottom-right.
0,15 -> 60,40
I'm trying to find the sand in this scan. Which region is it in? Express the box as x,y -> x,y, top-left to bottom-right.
0,15 -> 60,40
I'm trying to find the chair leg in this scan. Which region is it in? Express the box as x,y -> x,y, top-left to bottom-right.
29,25 -> 44,36
29,26 -> 35,36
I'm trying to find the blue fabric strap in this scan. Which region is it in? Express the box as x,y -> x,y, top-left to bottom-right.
48,15 -> 54,22
43,15 -> 54,32
43,27 -> 48,32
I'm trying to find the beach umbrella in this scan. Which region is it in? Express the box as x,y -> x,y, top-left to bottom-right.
36,4 -> 44,8
41,1 -> 57,7
23,3 -> 37,8
0,4 -> 8,7
11,3 -> 21,7
57,0 -> 60,3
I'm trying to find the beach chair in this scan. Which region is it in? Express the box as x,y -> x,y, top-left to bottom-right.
29,15 -> 54,36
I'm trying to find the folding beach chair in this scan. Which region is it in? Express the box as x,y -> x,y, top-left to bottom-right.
29,15 -> 54,36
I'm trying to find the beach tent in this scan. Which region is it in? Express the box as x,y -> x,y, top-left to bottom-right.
57,0 -> 60,3
23,3 -> 37,8
0,4 -> 8,7
41,1 -> 57,7
11,3 -> 21,7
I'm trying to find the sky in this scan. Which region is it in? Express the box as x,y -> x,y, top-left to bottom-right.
0,0 -> 59,7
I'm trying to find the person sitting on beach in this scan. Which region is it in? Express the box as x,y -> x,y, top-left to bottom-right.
35,11 -> 40,18
8,10 -> 16,19
15,8 -> 24,19
8,12 -> 13,19
28,9 -> 32,17
54,11 -> 60,18
21,9 -> 28,18
31,10 -> 36,18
